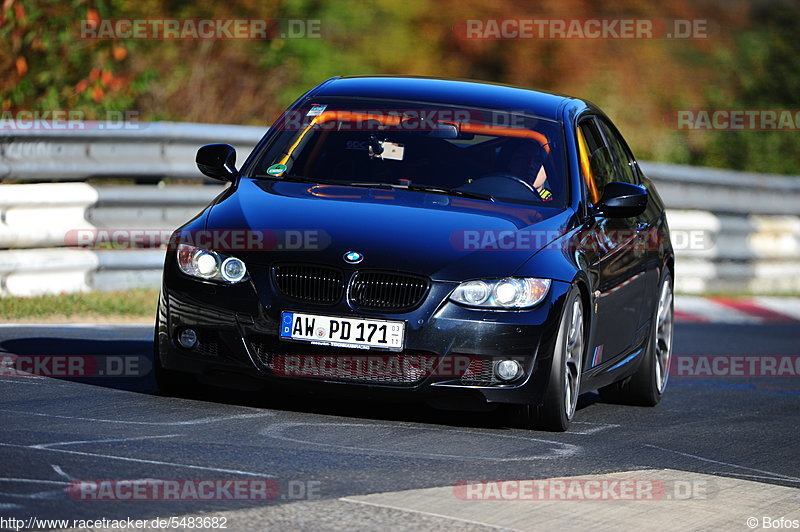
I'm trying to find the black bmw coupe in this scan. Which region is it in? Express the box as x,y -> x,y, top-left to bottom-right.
155,76 -> 674,431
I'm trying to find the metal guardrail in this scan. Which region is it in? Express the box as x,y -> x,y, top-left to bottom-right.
0,122 -> 264,182
641,162 -> 800,216
1,122 -> 799,296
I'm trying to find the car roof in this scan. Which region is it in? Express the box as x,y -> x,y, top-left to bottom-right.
307,76 -> 579,121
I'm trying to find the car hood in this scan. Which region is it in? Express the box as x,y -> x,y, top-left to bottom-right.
202,178 -> 573,280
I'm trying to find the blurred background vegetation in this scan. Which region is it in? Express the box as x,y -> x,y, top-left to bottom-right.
1,0 -> 798,174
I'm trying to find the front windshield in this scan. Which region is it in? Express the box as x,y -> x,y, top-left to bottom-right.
250,99 -> 567,207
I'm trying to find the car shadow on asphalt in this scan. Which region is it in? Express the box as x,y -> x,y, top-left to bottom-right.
0,335 -> 602,431
0,336 -> 159,393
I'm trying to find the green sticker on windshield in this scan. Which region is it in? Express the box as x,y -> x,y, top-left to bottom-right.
266,163 -> 287,176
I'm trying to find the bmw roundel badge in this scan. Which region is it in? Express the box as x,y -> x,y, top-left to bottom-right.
344,251 -> 363,264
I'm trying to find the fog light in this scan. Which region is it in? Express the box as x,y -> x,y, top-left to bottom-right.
178,328 -> 198,349
495,359 -> 522,381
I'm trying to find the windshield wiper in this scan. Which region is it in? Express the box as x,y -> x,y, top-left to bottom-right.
253,175 -> 396,190
339,182 -> 494,201
340,182 -> 396,190
405,184 -> 494,202
252,175 -> 493,201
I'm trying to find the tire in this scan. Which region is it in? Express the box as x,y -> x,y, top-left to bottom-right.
599,271 -> 674,406
523,286 -> 585,432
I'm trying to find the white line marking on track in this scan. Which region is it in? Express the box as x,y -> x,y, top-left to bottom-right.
339,497 -> 518,531
754,297 -> 800,322
645,444 -> 800,483
33,435 -> 180,449
674,296 -> 761,324
0,409 -> 274,426
0,442 -> 275,478
262,422 -> 580,461
0,489 -> 66,500
569,422 -> 620,435
0,479 -> 68,486
0,379 -> 45,385
0,477 -> 69,501
50,465 -> 75,481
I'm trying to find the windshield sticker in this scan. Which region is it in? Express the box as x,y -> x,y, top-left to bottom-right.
266,163 -> 287,176
306,104 -> 327,117
345,140 -> 369,150
379,141 -> 405,161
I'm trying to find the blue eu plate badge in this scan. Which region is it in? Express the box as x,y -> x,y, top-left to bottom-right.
280,312 -> 294,338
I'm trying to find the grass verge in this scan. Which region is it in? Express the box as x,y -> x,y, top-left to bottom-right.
1,289 -> 797,324
0,289 -> 159,323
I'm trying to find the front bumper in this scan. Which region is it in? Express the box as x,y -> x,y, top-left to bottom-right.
156,261 -> 572,407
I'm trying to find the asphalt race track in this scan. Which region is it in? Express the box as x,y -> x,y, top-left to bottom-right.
0,319 -> 798,530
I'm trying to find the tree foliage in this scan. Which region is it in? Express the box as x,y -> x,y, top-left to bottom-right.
2,0 -> 797,174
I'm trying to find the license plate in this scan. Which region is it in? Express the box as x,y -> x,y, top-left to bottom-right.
280,312 -> 405,351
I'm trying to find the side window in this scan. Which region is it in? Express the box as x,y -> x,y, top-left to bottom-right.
577,118 -> 615,204
597,119 -> 638,184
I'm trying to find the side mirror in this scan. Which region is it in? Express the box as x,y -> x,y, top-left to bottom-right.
196,144 -> 238,182
595,182 -> 648,218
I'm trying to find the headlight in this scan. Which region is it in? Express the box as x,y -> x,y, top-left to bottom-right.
450,278 -> 551,309
176,244 -> 249,284
221,257 -> 247,283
